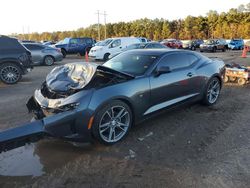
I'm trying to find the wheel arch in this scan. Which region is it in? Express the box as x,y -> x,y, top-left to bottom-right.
61,48 -> 67,52
103,52 -> 111,60
213,73 -> 223,89
92,96 -> 135,126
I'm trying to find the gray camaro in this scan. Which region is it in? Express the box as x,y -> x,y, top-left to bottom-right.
0,49 -> 225,151
23,43 -> 63,66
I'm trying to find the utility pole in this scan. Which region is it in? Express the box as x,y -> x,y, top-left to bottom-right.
103,11 -> 107,39
95,10 -> 107,40
22,26 -> 25,40
96,10 -> 101,41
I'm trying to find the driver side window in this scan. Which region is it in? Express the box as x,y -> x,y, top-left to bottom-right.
158,53 -> 195,71
110,39 -> 121,48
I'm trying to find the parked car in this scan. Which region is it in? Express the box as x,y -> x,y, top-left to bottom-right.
16,49 -> 225,148
109,42 -> 168,58
182,40 -> 197,50
23,43 -> 63,66
200,39 -> 227,52
89,37 -> 141,61
193,39 -> 204,48
161,39 -> 183,49
43,41 -> 57,46
228,39 -> 244,50
55,37 -> 95,58
0,35 -> 33,84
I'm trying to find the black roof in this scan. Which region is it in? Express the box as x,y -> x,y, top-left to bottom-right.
123,49 -> 204,59
124,48 -> 181,56
22,43 -> 43,46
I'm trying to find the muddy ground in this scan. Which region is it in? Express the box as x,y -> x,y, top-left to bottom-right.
0,51 -> 250,188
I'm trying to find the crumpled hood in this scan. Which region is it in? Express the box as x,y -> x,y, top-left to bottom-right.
46,63 -> 98,92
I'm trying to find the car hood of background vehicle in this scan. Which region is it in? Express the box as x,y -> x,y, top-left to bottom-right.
90,46 -> 104,51
46,63 -> 134,92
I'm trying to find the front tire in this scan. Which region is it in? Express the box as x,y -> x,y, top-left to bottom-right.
61,49 -> 67,58
92,100 -> 132,145
103,53 -> 110,61
202,77 -> 221,106
0,63 -> 22,84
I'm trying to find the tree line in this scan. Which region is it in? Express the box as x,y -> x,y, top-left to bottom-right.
14,3 -> 250,42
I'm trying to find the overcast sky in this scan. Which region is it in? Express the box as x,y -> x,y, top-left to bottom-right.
1,0 -> 249,35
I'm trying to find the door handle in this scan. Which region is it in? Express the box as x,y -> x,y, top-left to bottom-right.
187,72 -> 194,77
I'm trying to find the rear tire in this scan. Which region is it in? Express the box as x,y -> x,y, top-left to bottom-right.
0,63 -> 22,84
44,56 -> 55,66
92,100 -> 132,145
202,77 -> 221,106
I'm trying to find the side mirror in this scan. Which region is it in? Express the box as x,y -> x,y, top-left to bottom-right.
155,66 -> 171,77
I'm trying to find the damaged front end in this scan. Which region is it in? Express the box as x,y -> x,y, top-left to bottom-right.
0,62 -> 133,152
27,62 -> 133,119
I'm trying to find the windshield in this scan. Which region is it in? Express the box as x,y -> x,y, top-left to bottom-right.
96,39 -> 113,46
205,40 -> 215,45
103,53 -> 159,76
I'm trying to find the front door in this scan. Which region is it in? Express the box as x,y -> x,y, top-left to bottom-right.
147,53 -> 200,115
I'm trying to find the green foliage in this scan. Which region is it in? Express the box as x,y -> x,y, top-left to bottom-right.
14,3 -> 250,41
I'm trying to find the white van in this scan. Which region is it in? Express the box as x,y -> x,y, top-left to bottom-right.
89,37 -> 141,61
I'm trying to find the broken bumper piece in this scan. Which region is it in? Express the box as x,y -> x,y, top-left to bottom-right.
0,120 -> 46,153
0,109 -> 91,153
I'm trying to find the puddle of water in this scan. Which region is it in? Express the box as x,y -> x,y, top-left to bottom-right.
0,144 -> 43,177
0,139 -> 95,178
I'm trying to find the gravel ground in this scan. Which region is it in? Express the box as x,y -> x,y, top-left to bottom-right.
0,51 -> 250,188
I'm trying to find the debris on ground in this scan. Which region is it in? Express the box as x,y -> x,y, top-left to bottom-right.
125,149 -> 136,159
137,132 -> 153,141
